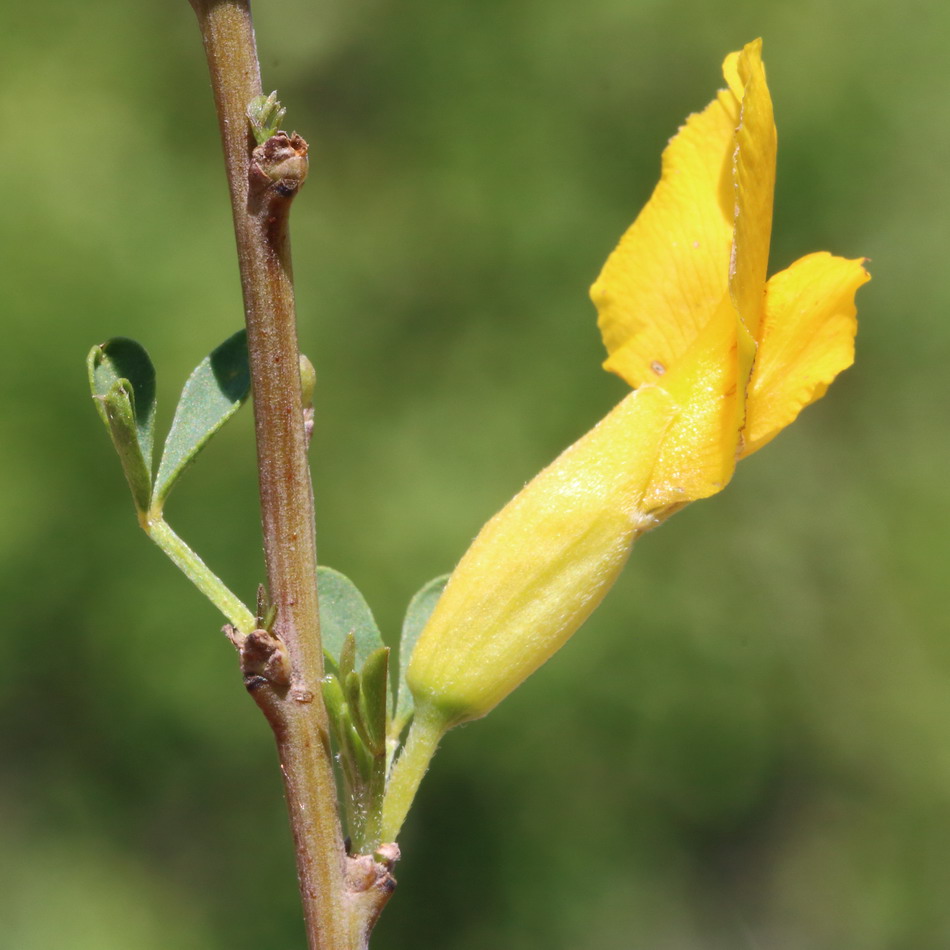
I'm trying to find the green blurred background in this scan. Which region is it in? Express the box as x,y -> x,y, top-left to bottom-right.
2,0 -> 948,947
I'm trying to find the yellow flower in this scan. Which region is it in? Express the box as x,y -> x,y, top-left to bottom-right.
591,38 -> 868,495
382,40 -> 868,841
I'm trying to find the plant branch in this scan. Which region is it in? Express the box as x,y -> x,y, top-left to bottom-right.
187,2 -> 361,947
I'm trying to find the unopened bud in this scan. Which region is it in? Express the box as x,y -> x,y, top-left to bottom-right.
299,354 -> 316,408
247,91 -> 287,145
251,132 -> 309,198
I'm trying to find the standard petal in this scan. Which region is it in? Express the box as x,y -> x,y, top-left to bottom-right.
741,252 -> 869,457
591,82 -> 740,390
728,39 -> 776,342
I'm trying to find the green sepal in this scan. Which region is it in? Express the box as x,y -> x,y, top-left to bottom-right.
152,330 -> 250,513
359,647 -> 390,756
317,566 -> 385,671
394,574 -> 449,735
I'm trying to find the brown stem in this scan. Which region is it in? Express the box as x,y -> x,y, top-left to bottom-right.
187,2 -> 365,947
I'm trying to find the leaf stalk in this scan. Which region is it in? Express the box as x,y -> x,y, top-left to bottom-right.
146,517 -> 256,632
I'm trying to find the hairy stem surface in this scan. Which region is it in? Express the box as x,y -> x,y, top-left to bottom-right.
188,2 -> 351,947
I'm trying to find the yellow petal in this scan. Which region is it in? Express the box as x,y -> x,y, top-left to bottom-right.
642,294 -> 755,507
591,80 -> 739,390
741,252 -> 869,457
728,39 -> 776,341
407,384 -> 677,727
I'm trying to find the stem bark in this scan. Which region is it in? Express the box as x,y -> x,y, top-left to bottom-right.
187,2 -> 358,947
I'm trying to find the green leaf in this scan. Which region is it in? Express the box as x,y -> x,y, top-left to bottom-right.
152,330 -> 250,513
339,632 -> 357,683
323,673 -> 370,782
359,647 -> 390,756
87,338 -> 157,472
321,673 -> 347,728
341,702 -> 374,784
317,566 -> 385,671
344,669 -> 364,730
97,379 -> 153,514
394,574 -> 449,732
247,91 -> 286,145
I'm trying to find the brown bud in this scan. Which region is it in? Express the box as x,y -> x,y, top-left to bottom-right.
250,132 -> 309,198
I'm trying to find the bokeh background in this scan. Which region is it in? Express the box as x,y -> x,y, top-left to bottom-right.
2,0 -> 948,947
